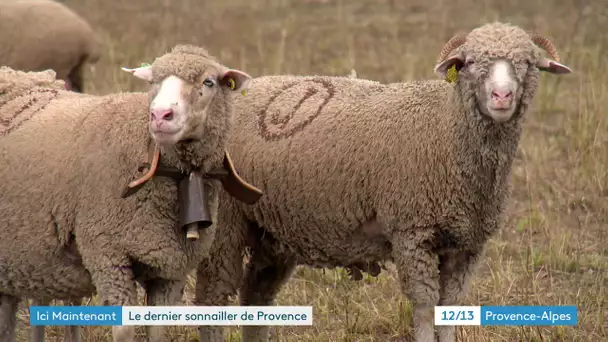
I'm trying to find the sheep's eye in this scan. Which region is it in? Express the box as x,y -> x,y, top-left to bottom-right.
464,59 -> 475,67
203,78 -> 216,88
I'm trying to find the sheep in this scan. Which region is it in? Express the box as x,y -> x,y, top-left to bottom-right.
0,44 -> 261,342
0,66 -> 87,341
0,0 -> 101,93
193,21 -> 572,342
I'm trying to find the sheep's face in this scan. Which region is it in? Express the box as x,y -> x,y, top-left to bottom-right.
121,65 -> 251,147
458,57 -> 524,123
147,75 -> 192,144
481,60 -> 520,122
434,23 -> 572,124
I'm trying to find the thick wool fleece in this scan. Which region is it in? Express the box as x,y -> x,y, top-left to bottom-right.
209,76 -> 480,266
0,0 -> 100,89
196,22 -> 548,341
0,58 -> 227,306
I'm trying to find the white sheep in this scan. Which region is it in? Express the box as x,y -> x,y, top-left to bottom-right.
193,22 -> 572,342
0,44 -> 260,342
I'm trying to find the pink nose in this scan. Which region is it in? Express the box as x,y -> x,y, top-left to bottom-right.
150,109 -> 174,122
491,90 -> 513,100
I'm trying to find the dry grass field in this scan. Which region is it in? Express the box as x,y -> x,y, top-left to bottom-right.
12,0 -> 607,341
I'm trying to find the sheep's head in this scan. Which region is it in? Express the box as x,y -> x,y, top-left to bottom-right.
121,45 -> 251,148
434,22 -> 572,123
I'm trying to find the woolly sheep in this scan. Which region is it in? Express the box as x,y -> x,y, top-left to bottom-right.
0,44 -> 259,342
193,22 -> 572,342
0,0 -> 101,92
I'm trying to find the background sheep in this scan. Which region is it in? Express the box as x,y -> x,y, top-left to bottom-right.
0,1 -> 99,337
0,0 -> 101,92
193,22 -> 572,342
0,43 -> 253,342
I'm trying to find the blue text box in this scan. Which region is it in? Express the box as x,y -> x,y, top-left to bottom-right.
30,306 -> 122,326
481,306 -> 577,326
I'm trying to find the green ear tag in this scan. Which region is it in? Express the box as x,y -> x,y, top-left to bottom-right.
445,64 -> 458,83
140,62 -> 151,67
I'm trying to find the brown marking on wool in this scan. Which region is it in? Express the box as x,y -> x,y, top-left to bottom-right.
0,88 -> 59,137
257,78 -> 335,140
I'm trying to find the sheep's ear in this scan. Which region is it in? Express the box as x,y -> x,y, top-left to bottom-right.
121,66 -> 154,82
537,58 -> 572,74
433,55 -> 464,79
220,69 -> 252,92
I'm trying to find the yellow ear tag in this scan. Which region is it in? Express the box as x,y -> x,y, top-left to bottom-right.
445,64 -> 458,83
241,90 -> 247,96
228,78 -> 236,90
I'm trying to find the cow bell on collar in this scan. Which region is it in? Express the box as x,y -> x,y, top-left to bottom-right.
179,170 -> 212,241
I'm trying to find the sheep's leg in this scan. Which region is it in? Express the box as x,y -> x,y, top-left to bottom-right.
29,298 -> 47,342
63,299 -> 83,342
144,279 -> 186,342
67,61 -> 84,93
29,298 -> 82,342
240,250 -> 296,342
196,251 -> 241,342
0,293 -> 20,342
392,234 -> 440,342
84,258 -> 138,342
436,250 -> 482,342
196,208 -> 248,342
